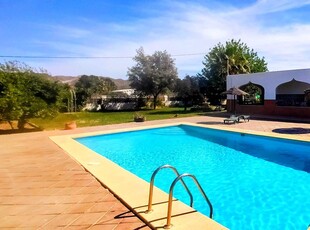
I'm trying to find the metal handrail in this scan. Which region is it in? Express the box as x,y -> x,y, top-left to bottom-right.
146,165 -> 194,213
164,173 -> 213,229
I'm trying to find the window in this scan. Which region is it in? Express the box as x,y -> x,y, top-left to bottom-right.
238,82 -> 264,105
276,79 -> 310,107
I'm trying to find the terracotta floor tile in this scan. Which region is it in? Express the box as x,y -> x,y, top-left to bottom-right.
0,204 -> 29,216
0,195 -> 42,205
102,193 -> 120,202
0,215 -> 24,228
42,213 -> 81,227
80,192 -> 108,203
110,202 -> 131,212
64,202 -> 97,214
86,201 -> 115,213
0,214 -> 57,228
52,187 -> 85,196
115,222 -> 151,230
53,179 -> 95,188
26,215 -> 59,227
70,212 -> 106,226
16,188 -> 54,196
95,211 -> 123,225
35,195 -> 68,204
19,204 -> 70,215
38,227 -> 65,230
114,211 -> 145,224
59,194 -> 90,204
75,185 -> 110,195
65,225 -> 90,230
88,223 -> 119,230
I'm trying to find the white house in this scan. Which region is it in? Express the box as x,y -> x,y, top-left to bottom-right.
226,68 -> 310,118
111,89 -> 135,96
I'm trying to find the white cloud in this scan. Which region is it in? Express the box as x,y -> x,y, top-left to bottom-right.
241,0 -> 310,15
47,25 -> 92,39
14,0 -> 310,78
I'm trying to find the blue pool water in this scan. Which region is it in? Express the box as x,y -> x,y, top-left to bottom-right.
76,125 -> 310,230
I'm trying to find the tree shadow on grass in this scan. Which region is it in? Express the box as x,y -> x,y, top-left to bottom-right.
0,128 -> 42,135
272,127 -> 310,134
0,121 -> 43,135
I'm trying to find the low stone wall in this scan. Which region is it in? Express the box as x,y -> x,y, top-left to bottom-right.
227,99 -> 310,118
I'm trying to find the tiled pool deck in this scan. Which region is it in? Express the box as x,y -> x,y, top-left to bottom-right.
1,115 -> 309,229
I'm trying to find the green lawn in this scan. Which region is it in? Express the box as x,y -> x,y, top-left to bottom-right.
30,107 -> 203,130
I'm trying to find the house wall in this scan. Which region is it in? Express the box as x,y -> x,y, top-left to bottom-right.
226,68 -> 310,118
227,68 -> 310,100
227,100 -> 310,118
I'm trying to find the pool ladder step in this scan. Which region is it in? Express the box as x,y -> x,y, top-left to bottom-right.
146,164 -> 213,229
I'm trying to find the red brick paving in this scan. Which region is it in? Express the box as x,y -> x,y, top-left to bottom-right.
0,115 -> 309,229
0,129 -> 150,229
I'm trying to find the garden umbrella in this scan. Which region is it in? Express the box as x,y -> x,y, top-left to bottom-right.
222,87 -> 248,114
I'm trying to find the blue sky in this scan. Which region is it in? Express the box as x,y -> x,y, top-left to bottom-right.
1,0 -> 310,79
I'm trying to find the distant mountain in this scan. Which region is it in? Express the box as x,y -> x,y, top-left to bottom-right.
112,78 -> 131,89
53,75 -> 131,90
53,76 -> 78,85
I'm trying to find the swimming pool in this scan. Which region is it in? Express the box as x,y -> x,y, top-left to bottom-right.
76,124 -> 310,230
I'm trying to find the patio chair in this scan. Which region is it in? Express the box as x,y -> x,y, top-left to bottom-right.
238,115 -> 250,122
224,115 -> 240,124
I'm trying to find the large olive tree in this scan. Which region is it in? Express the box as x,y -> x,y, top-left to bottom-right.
198,39 -> 268,104
128,47 -> 178,109
0,61 -> 67,129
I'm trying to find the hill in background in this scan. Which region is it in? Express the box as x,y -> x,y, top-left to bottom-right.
53,75 -> 131,90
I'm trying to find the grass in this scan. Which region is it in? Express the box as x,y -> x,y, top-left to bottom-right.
30,107 -> 203,130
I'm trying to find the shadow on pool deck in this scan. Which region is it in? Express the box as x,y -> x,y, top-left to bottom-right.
272,128 -> 310,134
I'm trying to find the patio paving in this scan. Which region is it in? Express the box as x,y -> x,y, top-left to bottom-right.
0,115 -> 309,229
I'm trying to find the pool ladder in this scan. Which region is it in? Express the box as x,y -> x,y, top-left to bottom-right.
146,164 -> 213,229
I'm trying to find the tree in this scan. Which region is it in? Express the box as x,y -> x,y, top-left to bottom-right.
0,61 -> 66,129
174,75 -> 204,111
74,75 -> 116,107
128,47 -> 178,109
198,39 -> 268,104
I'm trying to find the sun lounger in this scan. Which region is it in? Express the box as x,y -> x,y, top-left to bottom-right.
238,115 -> 250,122
224,115 -> 239,124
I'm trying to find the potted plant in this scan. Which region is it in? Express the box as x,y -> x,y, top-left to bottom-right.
65,121 -> 77,130
133,112 -> 146,122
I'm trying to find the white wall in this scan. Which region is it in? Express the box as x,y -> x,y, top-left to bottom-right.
227,68 -> 310,100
